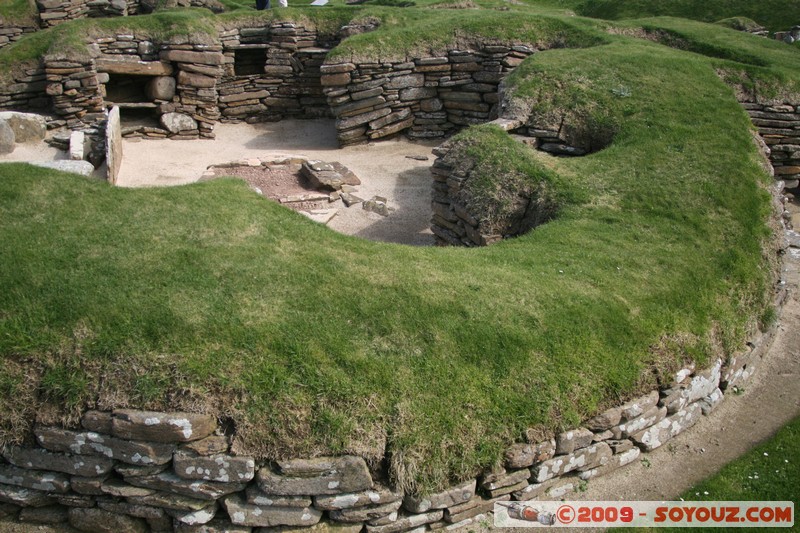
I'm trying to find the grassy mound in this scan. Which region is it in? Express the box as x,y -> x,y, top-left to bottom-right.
576,0 -> 800,34
0,5 -> 796,493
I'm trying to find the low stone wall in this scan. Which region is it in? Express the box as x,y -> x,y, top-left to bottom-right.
0,272 -> 788,532
319,45 -> 533,146
0,67 -> 49,111
0,21 -> 37,50
741,101 -> 800,186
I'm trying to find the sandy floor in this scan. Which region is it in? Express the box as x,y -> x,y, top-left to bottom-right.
118,120 -> 439,246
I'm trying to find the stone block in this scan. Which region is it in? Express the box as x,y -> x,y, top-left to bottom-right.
480,468 -> 530,491
173,451 -> 255,483
610,406 -> 667,439
578,447 -> 640,481
402,479 -> 475,513
329,499 -> 402,522
35,426 -> 175,466
223,494 -> 322,527
96,59 -> 173,76
684,360 -> 722,403
68,508 -> 148,533
246,485 -> 312,507
81,411 -> 112,434
698,387 -> 724,415
180,436 -> 229,457
168,504 -> 218,526
386,74 -> 424,90
0,483 -> 53,507
631,403 -> 702,452
258,456 -> 373,496
178,71 -> 217,89
532,442 -> 612,483
174,518 -> 250,532
555,427 -> 594,455
314,483 -> 402,510
161,50 -> 224,65
18,504 -> 68,524
619,390 -> 660,420
112,409 -> 216,443
125,471 -> 245,501
145,76 -> 176,101
3,446 -> 114,477
0,464 -> 70,493
126,491 -> 211,512
366,510 -> 443,533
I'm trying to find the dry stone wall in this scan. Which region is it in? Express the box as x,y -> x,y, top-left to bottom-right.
319,45 -> 534,146
0,21 -> 37,49
0,279 -> 788,532
741,101 -> 800,187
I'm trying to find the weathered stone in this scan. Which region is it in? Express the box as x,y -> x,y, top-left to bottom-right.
340,192 -> 365,207
0,112 -> 46,142
532,442 -> 612,482
578,447 -> 640,481
112,409 -> 216,443
70,476 -> 108,496
314,483 -> 402,510
555,427 -> 594,455
35,426 -> 175,466
223,494 -> 322,527
175,518 -> 251,533
97,500 -> 170,520
271,521 -> 364,533
145,76 -> 176,101
101,478 -> 155,497
126,472 -> 245,501
168,504 -> 218,526
539,143 -> 587,156
127,490 -> 211,512
699,387 -> 724,415
177,71 -> 217,89
330,499 -> 402,522
607,439 -> 634,454
0,464 -> 70,493
320,63 -> 356,74
399,87 -> 437,101
18,504 -> 68,524
160,112 -> 199,134
366,510 -> 443,533
503,439 -> 555,468
68,130 -> 85,161
27,160 -> 95,176
173,452 -> 255,483
258,456 -> 372,496
105,106 -> 122,184
336,107 -> 391,130
68,508 -> 148,533
619,391 -> 660,421
96,59 -> 174,76
684,359 -> 722,403
0,120 -> 15,154
386,74 -> 424,90
485,479 -> 529,498
610,406 -> 667,439
115,463 -> 169,478
3,446 -> 114,477
479,468 -> 530,491
0,483 -> 52,507
584,406 -> 623,431
445,495 -> 509,524
180,436 -> 229,457
320,73 -> 351,86
368,116 -> 414,138
246,485 -> 311,508
403,479 -> 475,513
631,403 -> 702,452
161,50 -> 225,66
55,494 -> 95,508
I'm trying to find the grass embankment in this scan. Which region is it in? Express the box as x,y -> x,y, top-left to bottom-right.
0,0 -> 36,26
576,0 -> 800,34
0,8 -> 796,492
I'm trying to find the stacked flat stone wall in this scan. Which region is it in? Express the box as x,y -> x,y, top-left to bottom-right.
44,58 -> 105,128
217,23 -> 336,123
0,274 -> 788,532
0,67 -> 49,110
741,101 -> 800,187
0,21 -> 37,50
319,45 -> 534,146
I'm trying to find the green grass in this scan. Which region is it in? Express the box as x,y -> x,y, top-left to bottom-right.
0,2 -> 795,494
576,0 -> 800,34
0,0 -> 36,25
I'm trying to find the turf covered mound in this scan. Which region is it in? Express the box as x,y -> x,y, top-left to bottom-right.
1,2 -> 799,493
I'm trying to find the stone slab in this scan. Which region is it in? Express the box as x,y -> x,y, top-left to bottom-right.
112,409 -> 216,443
